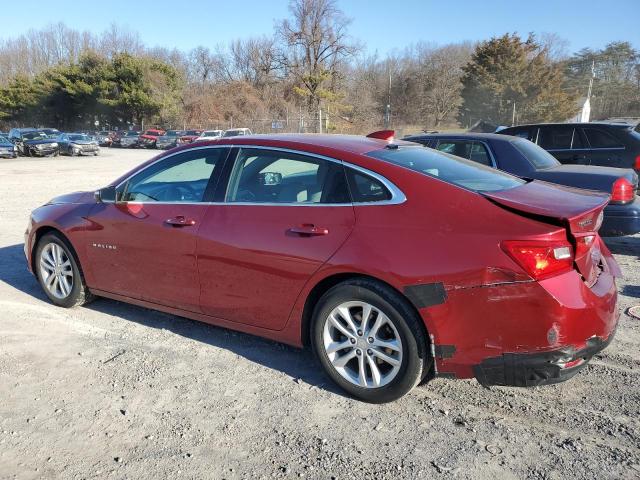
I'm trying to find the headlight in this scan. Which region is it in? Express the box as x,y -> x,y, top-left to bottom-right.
51,142 -> 58,147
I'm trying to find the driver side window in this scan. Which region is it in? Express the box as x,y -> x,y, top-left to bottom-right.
121,148 -> 226,203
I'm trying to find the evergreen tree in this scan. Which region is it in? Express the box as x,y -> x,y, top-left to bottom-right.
458,34 -> 577,126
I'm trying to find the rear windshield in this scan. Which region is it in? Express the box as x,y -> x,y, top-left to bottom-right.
511,138 -> 560,169
367,146 -> 525,192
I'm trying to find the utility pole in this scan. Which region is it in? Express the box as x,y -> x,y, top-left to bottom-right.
384,69 -> 391,129
318,107 -> 322,134
511,102 -> 516,126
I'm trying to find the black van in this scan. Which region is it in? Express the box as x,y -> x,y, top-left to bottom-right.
498,122 -> 640,172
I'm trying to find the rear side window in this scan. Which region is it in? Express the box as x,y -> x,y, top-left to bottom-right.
539,126 -> 578,150
435,140 -> 492,166
345,168 -> 392,202
367,147 -> 524,193
226,148 -> 350,204
583,128 -> 624,148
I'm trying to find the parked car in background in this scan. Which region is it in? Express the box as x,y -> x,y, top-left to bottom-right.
138,129 -> 166,149
0,134 -> 18,158
498,122 -> 640,172
156,130 -> 183,149
222,128 -> 252,137
8,128 -> 59,157
25,132 -> 620,402
118,131 -> 141,148
95,131 -> 114,147
56,133 -> 100,156
197,130 -> 223,140
405,133 -> 639,236
178,129 -> 204,145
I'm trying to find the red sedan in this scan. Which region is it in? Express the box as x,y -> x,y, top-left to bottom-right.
24,132 -> 620,402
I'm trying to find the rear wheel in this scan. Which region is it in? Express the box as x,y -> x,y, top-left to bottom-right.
311,279 -> 430,403
35,233 -> 94,308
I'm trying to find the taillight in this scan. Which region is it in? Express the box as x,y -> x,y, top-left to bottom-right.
634,154 -> 640,170
611,178 -> 634,203
501,240 -> 574,280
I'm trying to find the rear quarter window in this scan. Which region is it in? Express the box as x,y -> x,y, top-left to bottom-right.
367,146 -> 524,193
583,128 -> 624,148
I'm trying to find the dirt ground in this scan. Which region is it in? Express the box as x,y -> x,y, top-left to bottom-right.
0,148 -> 639,480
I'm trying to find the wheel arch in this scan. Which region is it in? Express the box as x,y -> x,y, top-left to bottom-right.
31,226 -> 81,277
299,272 -> 432,354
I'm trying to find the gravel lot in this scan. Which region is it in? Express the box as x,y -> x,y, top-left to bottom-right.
0,148 -> 639,480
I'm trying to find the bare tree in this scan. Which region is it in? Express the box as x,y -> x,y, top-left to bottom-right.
277,0 -> 359,131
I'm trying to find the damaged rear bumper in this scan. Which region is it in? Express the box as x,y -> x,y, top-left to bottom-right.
473,329 -> 616,387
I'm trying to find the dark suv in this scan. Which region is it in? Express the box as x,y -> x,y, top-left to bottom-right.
498,122 -> 640,172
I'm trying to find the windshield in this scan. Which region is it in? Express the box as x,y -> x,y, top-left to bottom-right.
69,134 -> 90,141
125,131 -> 139,137
367,146 -> 525,193
511,138 -> 560,169
202,131 -> 221,137
22,131 -> 49,140
223,129 -> 244,137
184,130 -> 200,136
164,130 -> 181,136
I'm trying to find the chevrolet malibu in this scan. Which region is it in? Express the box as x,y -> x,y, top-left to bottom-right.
24,132 -> 620,402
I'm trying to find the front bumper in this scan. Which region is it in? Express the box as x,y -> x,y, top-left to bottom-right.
473,329 -> 616,386
28,146 -> 58,156
601,197 -> 640,236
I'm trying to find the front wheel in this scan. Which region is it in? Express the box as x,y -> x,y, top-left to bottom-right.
35,233 -> 95,308
311,279 -> 430,403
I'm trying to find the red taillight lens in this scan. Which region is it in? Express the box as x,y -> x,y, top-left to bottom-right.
634,155 -> 640,170
611,178 -> 634,203
501,240 -> 574,280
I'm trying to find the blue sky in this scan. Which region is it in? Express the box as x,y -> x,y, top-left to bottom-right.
1,0 -> 638,55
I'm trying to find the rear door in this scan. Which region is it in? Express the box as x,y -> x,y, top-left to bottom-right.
196,147 -> 355,330
580,126 -> 627,168
538,125 -> 588,165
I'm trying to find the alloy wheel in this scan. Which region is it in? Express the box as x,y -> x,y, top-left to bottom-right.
322,301 -> 403,388
39,243 -> 74,299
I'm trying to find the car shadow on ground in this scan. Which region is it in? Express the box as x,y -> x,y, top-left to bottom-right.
0,243 -> 343,397
603,235 -> 640,259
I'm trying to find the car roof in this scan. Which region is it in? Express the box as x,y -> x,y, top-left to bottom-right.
502,122 -> 632,130
207,133 -> 414,155
405,132 -> 512,142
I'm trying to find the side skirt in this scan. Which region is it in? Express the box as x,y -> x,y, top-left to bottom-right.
89,288 -> 303,348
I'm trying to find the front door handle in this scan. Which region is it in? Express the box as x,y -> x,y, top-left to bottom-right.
289,224 -> 329,236
165,216 -> 197,227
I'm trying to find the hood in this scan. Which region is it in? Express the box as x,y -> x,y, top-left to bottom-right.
0,141 -> 13,148
483,180 -> 610,283
23,138 -> 56,145
70,140 -> 97,145
46,191 -> 93,205
140,134 -> 162,140
532,165 -> 638,193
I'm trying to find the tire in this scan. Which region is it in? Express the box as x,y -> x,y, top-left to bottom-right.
311,278 -> 430,403
35,232 -> 95,308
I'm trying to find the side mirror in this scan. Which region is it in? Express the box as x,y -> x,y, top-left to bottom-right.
95,185 -> 117,203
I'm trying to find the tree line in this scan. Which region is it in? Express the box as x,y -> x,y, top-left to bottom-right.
0,0 -> 638,134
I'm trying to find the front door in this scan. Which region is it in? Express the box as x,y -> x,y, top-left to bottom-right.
85,147 -> 228,312
197,147 -> 355,330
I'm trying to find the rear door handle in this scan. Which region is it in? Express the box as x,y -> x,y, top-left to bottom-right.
165,216 -> 197,227
289,224 -> 329,236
